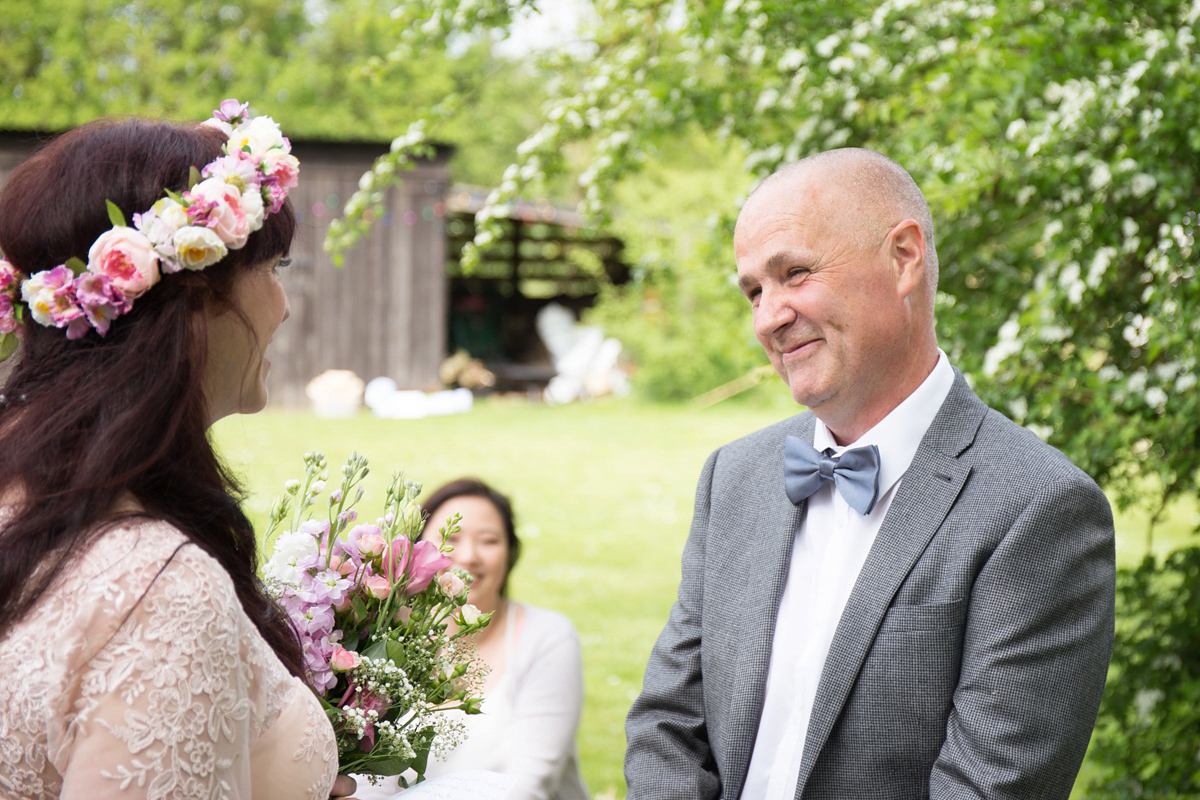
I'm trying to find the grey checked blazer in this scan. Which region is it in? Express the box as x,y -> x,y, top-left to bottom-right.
625,373 -> 1115,800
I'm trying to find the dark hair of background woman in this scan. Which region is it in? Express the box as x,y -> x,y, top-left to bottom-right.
421,478 -> 521,597
0,117 -> 304,676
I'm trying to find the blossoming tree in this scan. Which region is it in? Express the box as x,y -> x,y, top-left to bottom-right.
335,0 -> 1199,523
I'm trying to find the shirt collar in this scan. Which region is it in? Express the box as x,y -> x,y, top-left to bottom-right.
813,350 -> 955,495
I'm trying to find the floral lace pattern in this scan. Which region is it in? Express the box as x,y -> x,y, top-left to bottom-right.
0,514 -> 337,799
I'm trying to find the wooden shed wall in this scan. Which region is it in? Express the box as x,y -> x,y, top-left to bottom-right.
271,142 -> 450,406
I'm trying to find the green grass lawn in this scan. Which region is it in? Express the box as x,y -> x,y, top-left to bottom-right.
212,395 -> 1197,799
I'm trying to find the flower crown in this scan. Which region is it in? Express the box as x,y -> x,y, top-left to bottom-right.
0,100 -> 298,358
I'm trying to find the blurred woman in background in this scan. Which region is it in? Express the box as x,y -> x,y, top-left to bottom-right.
358,478 -> 588,800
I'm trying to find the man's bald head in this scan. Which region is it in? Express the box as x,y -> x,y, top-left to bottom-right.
734,148 -> 942,440
748,148 -> 939,303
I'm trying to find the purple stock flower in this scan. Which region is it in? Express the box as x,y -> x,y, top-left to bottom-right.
183,193 -> 221,228
299,519 -> 332,549
214,98 -> 250,124
298,567 -> 353,606
263,181 -> 288,214
0,292 -> 17,335
74,272 -> 132,336
0,259 -> 18,292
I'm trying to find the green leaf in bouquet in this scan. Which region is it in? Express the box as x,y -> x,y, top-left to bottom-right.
385,639 -> 407,667
341,631 -> 360,652
359,755 -> 412,777
64,257 -> 86,276
351,594 -> 370,623
361,639 -> 389,660
410,731 -> 433,776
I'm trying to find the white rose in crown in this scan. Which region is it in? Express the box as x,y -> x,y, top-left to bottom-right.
239,185 -> 265,232
172,226 -> 228,271
229,115 -> 288,160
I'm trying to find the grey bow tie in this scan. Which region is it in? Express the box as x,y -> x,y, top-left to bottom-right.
784,435 -> 881,515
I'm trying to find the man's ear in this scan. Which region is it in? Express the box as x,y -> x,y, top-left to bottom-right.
888,219 -> 925,300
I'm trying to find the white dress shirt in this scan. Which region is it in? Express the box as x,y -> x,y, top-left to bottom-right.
741,352 -> 955,800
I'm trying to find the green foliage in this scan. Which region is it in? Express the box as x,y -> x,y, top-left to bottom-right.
587,129 -> 764,399
591,261 -> 763,401
0,0 -> 544,187
1089,546 -> 1200,798
344,0 -> 1199,518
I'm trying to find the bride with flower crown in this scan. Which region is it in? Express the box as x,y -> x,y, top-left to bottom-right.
0,102 -> 359,799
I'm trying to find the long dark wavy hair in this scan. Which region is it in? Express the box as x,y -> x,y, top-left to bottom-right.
0,116 -> 304,677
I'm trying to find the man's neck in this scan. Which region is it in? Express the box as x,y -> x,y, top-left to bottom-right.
820,347 -> 942,446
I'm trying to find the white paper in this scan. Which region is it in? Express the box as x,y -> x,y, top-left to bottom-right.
384,770 -> 515,800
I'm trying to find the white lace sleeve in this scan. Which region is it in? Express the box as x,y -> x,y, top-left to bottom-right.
0,521 -> 337,800
52,534 -> 261,798
12,522 -> 338,800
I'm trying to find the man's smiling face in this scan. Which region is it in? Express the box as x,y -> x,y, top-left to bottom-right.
734,170 -> 912,439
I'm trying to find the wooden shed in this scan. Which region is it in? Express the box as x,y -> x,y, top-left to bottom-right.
269,141 -> 452,406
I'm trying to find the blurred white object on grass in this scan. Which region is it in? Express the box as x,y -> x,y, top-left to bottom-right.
364,376 -> 473,419
536,302 -> 629,404
304,369 -> 365,417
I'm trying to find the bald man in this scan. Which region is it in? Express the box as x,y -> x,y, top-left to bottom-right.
624,149 -> 1114,800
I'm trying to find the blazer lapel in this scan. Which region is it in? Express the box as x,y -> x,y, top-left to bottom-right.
792,374 -> 987,796
722,415 -> 813,797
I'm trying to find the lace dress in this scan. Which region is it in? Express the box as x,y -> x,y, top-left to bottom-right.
0,514 -> 338,799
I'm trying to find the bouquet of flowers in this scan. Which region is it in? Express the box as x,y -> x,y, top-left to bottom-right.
261,451 -> 491,781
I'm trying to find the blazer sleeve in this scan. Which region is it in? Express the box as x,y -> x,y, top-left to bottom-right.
930,469 -> 1116,799
624,449 -> 722,800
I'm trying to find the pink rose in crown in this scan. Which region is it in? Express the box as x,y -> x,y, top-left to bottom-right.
0,261 -> 19,335
185,177 -> 252,249
0,294 -> 18,335
87,227 -> 161,298
262,150 -> 300,191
